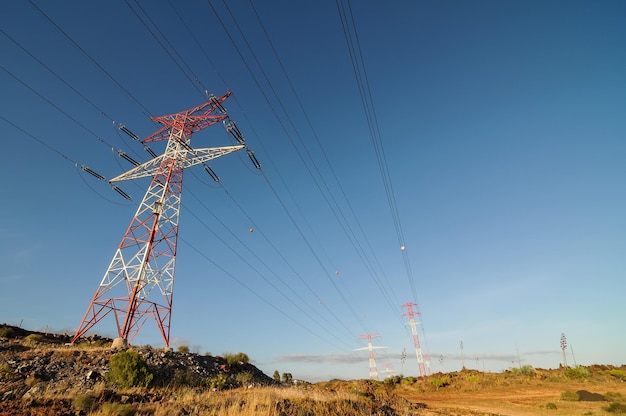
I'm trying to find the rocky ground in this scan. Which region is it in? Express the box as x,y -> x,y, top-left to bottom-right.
2,324 -> 625,416
0,324 -> 276,415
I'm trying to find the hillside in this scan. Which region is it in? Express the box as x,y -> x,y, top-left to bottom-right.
1,324 -> 625,415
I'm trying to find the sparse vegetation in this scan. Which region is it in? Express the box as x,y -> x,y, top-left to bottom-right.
611,369 -> 626,381
98,402 -> 136,416
177,345 -> 190,353
223,351 -> 250,366
23,333 -> 43,346
509,364 -> 535,375
0,326 -> 15,338
605,402 -> 626,414
606,391 -> 626,403
72,393 -> 96,412
1,325 -> 626,416
561,390 -> 580,401
106,350 -> 154,388
566,365 -> 591,379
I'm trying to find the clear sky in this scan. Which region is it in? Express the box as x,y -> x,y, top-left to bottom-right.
1,1 -> 625,382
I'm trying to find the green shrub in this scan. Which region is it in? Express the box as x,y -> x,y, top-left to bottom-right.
402,376 -> 416,385
566,366 -> 590,379
545,402 -> 557,409
606,392 -> 625,403
100,403 -> 135,416
0,364 -> 13,381
223,352 -> 250,366
177,345 -> 190,353
429,377 -> 448,389
235,372 -> 254,387
466,374 -> 480,383
24,333 -> 43,346
72,394 -> 96,412
207,373 -> 229,390
172,369 -> 202,387
509,365 -> 534,375
605,402 -> 626,414
0,326 -> 15,338
561,390 -> 580,401
610,370 -> 626,381
105,350 -> 153,388
384,376 -> 401,385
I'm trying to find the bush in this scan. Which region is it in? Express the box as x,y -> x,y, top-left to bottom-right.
177,345 -> 190,353
561,390 -> 580,401
172,369 -> 202,387
235,372 -> 254,387
223,352 -> 250,366
545,402 -> 557,409
566,366 -> 590,379
0,364 -> 12,382
610,370 -> 626,381
429,377 -> 449,389
605,402 -> 626,414
106,350 -> 153,388
100,403 -> 135,416
402,376 -> 416,385
0,326 -> 15,338
207,373 -> 229,390
606,392 -> 626,403
72,394 -> 96,412
23,333 -> 43,346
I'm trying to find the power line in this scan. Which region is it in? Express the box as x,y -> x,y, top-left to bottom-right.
27,0 -> 154,118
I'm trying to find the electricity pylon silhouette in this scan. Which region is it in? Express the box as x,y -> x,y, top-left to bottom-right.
72,92 -> 249,348
355,332 -> 386,380
402,302 -> 429,377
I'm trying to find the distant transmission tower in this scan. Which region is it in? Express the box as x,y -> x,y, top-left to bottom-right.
72,92 -> 255,348
355,333 -> 386,380
560,333 -> 568,369
402,302 -> 428,377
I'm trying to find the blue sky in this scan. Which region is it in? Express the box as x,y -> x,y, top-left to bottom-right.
1,0 -> 625,382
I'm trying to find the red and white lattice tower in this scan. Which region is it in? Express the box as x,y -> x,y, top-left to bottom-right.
355,333 -> 386,380
402,302 -> 429,377
72,92 -> 246,348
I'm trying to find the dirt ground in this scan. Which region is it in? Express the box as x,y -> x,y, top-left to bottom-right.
399,380 -> 626,416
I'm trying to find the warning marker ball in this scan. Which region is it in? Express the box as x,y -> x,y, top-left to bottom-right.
400,245 -> 406,251
249,228 -> 254,233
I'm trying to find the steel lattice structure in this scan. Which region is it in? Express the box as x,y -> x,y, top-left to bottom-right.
355,333 -> 385,380
73,92 -> 245,347
402,302 -> 429,377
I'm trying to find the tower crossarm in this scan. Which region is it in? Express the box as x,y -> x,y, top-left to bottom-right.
109,145 -> 245,182
142,92 -> 232,143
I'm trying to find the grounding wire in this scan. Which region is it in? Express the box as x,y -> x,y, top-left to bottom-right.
0,114 -> 131,205
204,178 -> 355,340
214,0 -> 404,335
27,0 -> 154,118
180,203 -> 353,352
208,0 -> 371,336
183,187 -> 355,350
247,0 -> 405,325
0,27 -> 148,165
0,64 -> 148,173
336,0 -> 419,302
336,0 -> 429,352
124,0 -> 207,98
165,0 -> 232,92
0,28 -> 114,123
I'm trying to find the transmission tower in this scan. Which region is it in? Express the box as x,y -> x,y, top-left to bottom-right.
72,92 -> 253,348
355,332 -> 386,380
402,302 -> 429,377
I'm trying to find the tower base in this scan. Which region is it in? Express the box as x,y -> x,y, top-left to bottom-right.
111,338 -> 128,350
